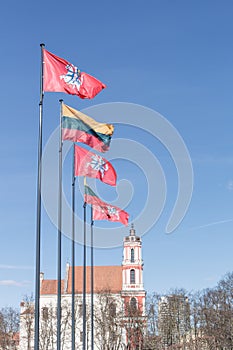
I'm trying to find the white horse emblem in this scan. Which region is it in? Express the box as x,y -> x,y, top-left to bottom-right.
87,155 -> 108,177
107,206 -> 119,219
60,64 -> 83,90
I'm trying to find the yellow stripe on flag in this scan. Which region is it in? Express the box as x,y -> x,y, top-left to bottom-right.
62,104 -> 114,136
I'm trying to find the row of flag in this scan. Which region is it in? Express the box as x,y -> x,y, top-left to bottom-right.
43,47 -> 129,226
35,45 -> 129,350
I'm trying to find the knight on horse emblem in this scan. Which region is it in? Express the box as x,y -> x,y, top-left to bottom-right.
87,155 -> 109,177
60,64 -> 83,90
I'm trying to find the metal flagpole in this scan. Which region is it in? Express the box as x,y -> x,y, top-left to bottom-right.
57,99 -> 63,350
71,143 -> 76,350
34,42 -> 45,350
83,178 -> 87,350
91,205 -> 94,350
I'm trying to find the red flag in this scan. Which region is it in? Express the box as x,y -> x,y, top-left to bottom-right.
75,145 -> 117,186
43,49 -> 106,99
93,204 -> 129,226
85,186 -> 129,226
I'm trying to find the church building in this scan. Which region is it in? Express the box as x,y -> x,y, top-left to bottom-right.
19,225 -> 146,349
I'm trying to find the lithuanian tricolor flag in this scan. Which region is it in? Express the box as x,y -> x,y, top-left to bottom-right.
62,104 -> 114,152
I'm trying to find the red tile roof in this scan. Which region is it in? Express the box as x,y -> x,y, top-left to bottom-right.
40,279 -> 65,295
40,266 -> 122,295
67,266 -> 122,294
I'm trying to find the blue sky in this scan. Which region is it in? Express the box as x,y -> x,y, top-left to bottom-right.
0,0 -> 233,308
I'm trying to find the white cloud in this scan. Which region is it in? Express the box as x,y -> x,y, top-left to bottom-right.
0,280 -> 31,287
0,264 -> 33,270
226,180 -> 233,191
191,219 -> 233,230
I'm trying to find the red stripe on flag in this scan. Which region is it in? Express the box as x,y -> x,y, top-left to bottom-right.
62,128 -> 107,152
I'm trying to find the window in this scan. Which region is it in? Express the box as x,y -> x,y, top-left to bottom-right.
109,302 -> 116,317
130,297 -> 137,311
130,248 -> 135,262
78,304 -> 83,317
42,307 -> 48,320
130,269 -> 135,284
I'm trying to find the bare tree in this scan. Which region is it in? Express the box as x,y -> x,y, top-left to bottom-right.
39,303 -> 57,350
39,299 -> 74,350
0,306 -> 19,350
94,290 -> 124,350
60,299 -> 72,350
195,272 -> 233,350
157,289 -> 190,349
20,294 -> 34,350
143,293 -> 164,349
17,271 -> 233,350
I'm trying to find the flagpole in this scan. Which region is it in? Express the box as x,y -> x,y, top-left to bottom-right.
83,177 -> 87,350
91,205 -> 94,350
57,99 -> 63,350
34,42 -> 44,350
71,143 -> 76,350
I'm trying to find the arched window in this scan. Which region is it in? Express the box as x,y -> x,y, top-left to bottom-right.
130,269 -> 135,284
78,304 -> 83,317
109,302 -> 116,317
42,307 -> 48,320
130,297 -> 137,311
130,248 -> 135,262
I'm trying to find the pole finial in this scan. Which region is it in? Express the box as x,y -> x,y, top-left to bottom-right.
84,176 -> 87,186
130,223 -> 135,236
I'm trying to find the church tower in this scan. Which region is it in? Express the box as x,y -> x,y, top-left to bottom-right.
121,224 -> 146,314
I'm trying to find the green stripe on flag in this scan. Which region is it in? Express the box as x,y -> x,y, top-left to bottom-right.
62,116 -> 112,147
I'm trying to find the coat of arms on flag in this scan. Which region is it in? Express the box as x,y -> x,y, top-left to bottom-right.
60,64 -> 82,90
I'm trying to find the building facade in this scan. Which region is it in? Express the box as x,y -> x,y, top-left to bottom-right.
19,225 -> 146,349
